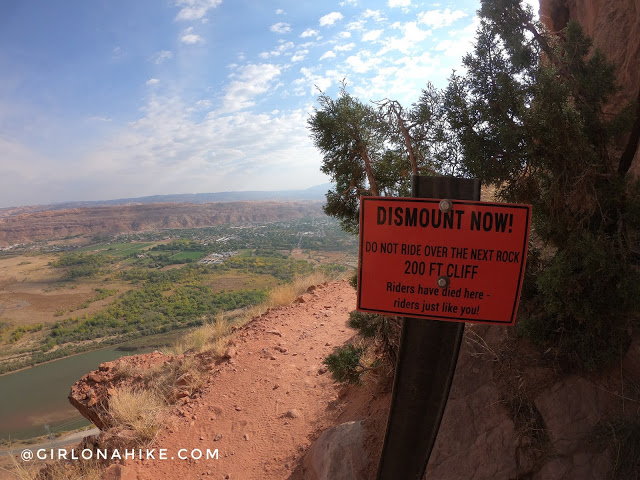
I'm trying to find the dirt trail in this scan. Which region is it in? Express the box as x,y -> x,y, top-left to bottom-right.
131,280 -> 359,480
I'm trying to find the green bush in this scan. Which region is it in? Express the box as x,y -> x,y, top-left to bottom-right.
323,344 -> 366,385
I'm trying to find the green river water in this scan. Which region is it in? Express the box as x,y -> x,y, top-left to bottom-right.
0,347 -> 147,442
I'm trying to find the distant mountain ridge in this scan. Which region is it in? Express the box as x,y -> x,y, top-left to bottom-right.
0,201 -> 326,246
0,184 -> 331,218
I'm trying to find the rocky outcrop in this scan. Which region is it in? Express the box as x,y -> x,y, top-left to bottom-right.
0,200 -> 324,246
68,351 -> 185,431
303,421 -> 368,480
421,325 -> 637,479
539,0 -> 640,175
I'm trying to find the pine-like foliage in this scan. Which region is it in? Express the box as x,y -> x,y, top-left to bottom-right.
444,0 -> 640,370
309,0 -> 640,371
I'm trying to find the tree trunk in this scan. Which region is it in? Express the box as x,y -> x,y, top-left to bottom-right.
390,103 -> 419,176
361,147 -> 379,196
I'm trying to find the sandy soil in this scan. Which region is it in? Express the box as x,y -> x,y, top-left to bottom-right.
0,280 -> 392,479
0,254 -> 118,327
126,280 -> 387,480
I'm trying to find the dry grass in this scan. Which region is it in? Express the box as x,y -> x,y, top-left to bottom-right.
264,271 -> 333,310
108,386 -> 165,445
2,452 -> 38,480
141,355 -> 207,402
1,451 -> 102,480
171,271 -> 336,357
167,312 -> 230,356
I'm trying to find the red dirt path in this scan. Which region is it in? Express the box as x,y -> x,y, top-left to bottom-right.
128,280 -> 386,480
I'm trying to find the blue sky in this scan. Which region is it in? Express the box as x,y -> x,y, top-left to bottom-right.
0,0 -> 538,208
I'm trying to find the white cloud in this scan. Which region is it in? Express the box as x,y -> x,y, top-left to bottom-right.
87,116 -> 112,123
270,22 -> 291,34
275,8 -> 285,14
432,16 -> 479,61
295,67 -> 335,95
340,0 -> 357,5
338,31 -> 352,38
334,42 -> 356,52
291,50 -> 309,62
362,9 -> 385,21
352,51 -> 441,103
388,0 -> 411,7
152,50 -> 173,64
417,8 -> 467,28
222,63 -> 281,112
259,41 -> 294,58
175,0 -> 222,21
346,20 -> 365,31
319,50 -> 336,60
319,12 -> 344,27
146,78 -> 160,86
380,21 -> 429,54
362,29 -> 383,41
345,51 -> 381,73
180,27 -> 204,44
111,46 -> 124,59
82,97 -> 326,199
300,28 -> 319,38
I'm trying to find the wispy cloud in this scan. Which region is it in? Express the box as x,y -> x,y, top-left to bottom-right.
388,0 -> 411,7
300,28 -> 319,38
146,78 -> 160,86
362,29 -> 383,41
291,50 -> 309,62
174,0 -> 222,21
334,42 -> 356,52
270,22 -> 291,34
111,46 -> 124,60
417,8 -> 467,28
180,26 -> 204,44
362,9 -> 385,21
222,63 -> 281,112
320,50 -> 336,60
259,41 -> 294,59
152,50 -> 173,64
319,12 -> 344,27
82,98 -> 324,198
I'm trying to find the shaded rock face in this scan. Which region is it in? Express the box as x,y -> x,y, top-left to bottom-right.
539,0 -> 640,174
303,421 -> 368,480
422,325 -> 635,479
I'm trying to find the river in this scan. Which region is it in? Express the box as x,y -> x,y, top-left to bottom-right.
0,346 -> 150,442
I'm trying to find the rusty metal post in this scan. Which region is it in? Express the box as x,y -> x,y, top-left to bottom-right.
376,176 -> 481,480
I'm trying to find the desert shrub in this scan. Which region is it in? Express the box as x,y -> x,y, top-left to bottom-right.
323,344 -> 366,385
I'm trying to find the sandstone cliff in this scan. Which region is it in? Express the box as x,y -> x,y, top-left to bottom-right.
539,0 -> 640,175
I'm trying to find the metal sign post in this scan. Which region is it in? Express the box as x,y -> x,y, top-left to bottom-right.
375,176 -> 481,480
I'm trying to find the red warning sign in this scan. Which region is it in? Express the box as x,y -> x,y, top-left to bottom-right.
357,197 -> 531,326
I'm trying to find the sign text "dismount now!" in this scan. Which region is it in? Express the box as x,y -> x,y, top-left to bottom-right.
357,197 -> 531,326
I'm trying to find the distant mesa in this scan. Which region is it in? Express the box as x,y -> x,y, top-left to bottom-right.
0,184 -> 333,216
0,185 -> 333,247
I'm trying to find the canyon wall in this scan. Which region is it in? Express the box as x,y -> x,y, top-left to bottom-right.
539,0 -> 640,175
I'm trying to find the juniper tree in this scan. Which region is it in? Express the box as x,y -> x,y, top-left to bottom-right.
309,0 -> 639,371
308,83 -> 459,234
444,0 -> 640,370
